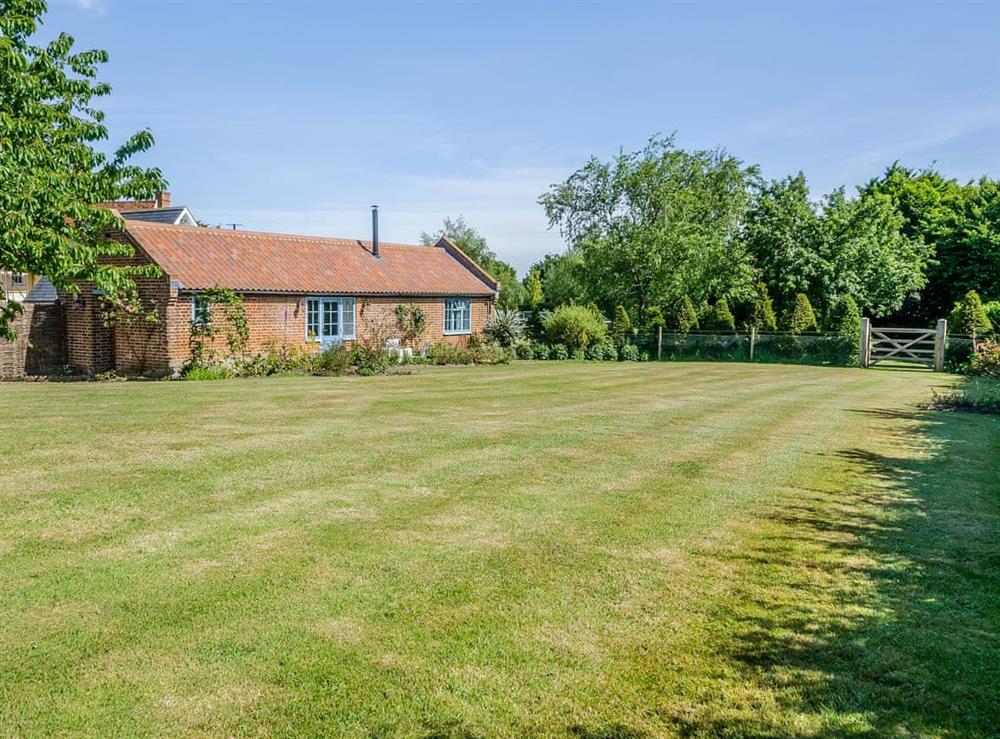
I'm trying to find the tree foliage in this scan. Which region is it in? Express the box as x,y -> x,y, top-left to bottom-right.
420,216 -> 525,309
828,295 -> 861,342
530,251 -> 588,308
672,295 -> 699,332
748,282 -> 777,331
950,290 -> 993,336
0,0 -> 166,339
705,298 -> 736,332
611,305 -> 632,340
543,304 -> 607,350
539,135 -> 758,317
785,293 -> 818,334
522,268 -> 544,309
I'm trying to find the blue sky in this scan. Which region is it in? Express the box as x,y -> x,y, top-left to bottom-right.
46,0 -> 1000,272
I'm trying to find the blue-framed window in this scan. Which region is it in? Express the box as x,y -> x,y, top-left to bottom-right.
306,297 -> 355,344
444,298 -> 471,334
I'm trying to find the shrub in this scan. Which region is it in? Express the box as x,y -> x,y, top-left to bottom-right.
950,290 -> 993,336
970,339 -> 1000,379
611,305 -> 632,342
515,342 -> 535,360
312,344 -> 353,376
639,350 -> 650,362
931,377 -> 1000,414
483,308 -> 526,347
619,344 -> 640,361
785,293 -> 818,334
543,304 -> 607,350
828,295 -> 861,342
705,298 -> 736,332
585,343 -> 604,360
349,344 -> 389,375
643,306 -> 665,331
672,295 -> 699,332
570,347 -> 584,361
602,342 -> 618,361
426,341 -> 512,366
749,283 -> 777,331
182,364 -> 233,381
550,343 -> 569,360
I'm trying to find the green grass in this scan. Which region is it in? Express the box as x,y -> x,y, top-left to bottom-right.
1,363 -> 997,737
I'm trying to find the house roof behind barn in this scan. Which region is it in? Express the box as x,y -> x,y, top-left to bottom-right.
124,221 -> 499,296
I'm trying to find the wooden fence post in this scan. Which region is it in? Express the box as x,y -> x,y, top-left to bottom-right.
934,319 -> 947,372
656,326 -> 662,361
859,317 -> 871,368
749,326 -> 756,361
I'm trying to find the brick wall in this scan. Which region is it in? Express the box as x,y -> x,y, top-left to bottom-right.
0,302 -> 66,379
161,293 -> 494,370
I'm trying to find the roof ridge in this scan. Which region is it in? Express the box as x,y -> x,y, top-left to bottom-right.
124,220 -> 429,249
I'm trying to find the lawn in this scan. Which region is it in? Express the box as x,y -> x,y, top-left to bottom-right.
1,362 -> 997,737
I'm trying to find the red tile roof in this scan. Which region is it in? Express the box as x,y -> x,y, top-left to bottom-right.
124,221 -> 498,296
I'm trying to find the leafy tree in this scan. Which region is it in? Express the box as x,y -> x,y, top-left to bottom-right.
817,188 -> 929,317
950,290 -> 993,336
785,293 -> 818,334
0,0 -> 166,339
530,250 -> 588,308
523,268 -> 544,309
420,216 -> 524,309
865,164 -> 1000,321
611,305 -> 632,341
743,173 -> 824,315
539,135 -> 758,317
748,282 -> 778,331
672,295 -> 699,332
828,294 -> 861,341
705,298 -> 736,332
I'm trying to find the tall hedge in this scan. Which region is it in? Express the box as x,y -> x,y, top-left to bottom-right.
785,293 -> 818,334
706,298 -> 736,331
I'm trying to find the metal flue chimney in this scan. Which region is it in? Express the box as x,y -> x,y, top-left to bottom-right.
371,204 -> 380,258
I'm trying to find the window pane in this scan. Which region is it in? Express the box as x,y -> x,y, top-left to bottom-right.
307,299 -> 320,339
323,301 -> 339,336
342,298 -> 355,338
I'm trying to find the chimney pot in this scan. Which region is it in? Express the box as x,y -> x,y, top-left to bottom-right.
371,205 -> 380,258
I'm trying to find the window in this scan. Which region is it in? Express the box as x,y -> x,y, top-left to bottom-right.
11,273 -> 25,287
306,297 -> 356,343
444,298 -> 471,334
191,295 -> 210,325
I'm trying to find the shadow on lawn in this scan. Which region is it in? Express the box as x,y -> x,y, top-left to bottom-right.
669,406 -> 1000,738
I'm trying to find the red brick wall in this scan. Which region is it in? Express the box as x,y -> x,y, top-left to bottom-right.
161,293 -> 494,370
0,303 -> 65,379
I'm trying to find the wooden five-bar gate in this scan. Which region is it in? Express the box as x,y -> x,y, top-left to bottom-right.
859,318 -> 947,371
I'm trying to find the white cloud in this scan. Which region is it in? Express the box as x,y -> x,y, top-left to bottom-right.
72,0 -> 108,14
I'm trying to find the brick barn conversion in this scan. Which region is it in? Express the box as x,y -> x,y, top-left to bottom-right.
0,195 -> 499,378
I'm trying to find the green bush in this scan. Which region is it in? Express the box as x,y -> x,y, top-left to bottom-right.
619,344 -> 640,361
932,377 -> 1000,414
985,301 -> 1000,332
749,283 -> 777,331
349,345 -> 389,375
705,298 -> 736,332
310,345 -> 353,375
950,290 -> 993,336
785,293 -> 818,334
182,364 -> 233,381
672,295 -> 699,332
643,306 -> 665,330
970,339 -> 1000,379
611,305 -> 632,342
551,343 -> 569,360
639,350 -> 650,362
544,305 -> 607,350
828,295 -> 861,341
483,309 -> 526,348
571,348 -> 585,361
602,343 -> 618,361
426,341 -> 512,366
585,343 -> 604,360
515,342 -> 535,360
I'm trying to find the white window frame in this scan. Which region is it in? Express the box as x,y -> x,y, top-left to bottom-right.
444,298 -> 472,335
306,297 -> 356,345
191,295 -> 210,326
11,273 -> 26,287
